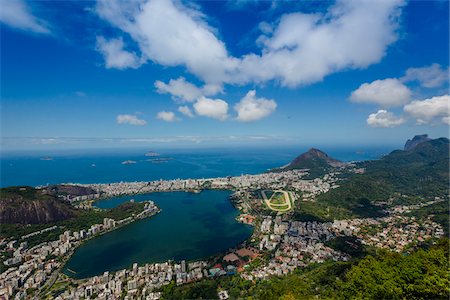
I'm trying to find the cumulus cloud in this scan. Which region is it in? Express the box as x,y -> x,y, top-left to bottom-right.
96,36 -> 142,69
96,0 -> 404,87
193,97 -> 229,120
233,0 -> 405,86
178,106 -> 194,118
403,95 -> 450,125
366,110 -> 405,128
155,78 -> 202,102
235,90 -> 277,122
96,0 -> 236,83
117,114 -> 147,125
156,111 -> 178,122
0,0 -> 50,34
350,78 -> 412,107
402,63 -> 448,88
155,77 -> 222,102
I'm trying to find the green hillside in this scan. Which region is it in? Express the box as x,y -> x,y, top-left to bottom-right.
313,137 -> 449,220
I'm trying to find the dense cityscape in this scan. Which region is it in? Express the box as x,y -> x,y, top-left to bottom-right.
1,162 -> 446,299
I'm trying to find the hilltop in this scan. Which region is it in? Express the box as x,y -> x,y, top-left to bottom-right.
0,186 -> 77,224
362,136 -> 449,195
404,134 -> 432,151
272,148 -> 344,178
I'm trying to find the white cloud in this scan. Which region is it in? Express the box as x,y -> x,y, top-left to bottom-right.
155,78 -> 202,102
0,0 -> 50,34
366,110 -> 405,128
193,97 -> 229,121
235,90 -> 277,122
442,116 -> 450,125
350,78 -> 412,108
402,63 -> 448,88
156,111 -> 178,122
96,0 -> 236,83
403,95 -> 450,125
96,0 -> 404,87
234,0 -> 405,86
96,36 -> 142,69
178,106 -> 194,118
259,21 -> 273,34
117,114 -> 147,125
155,77 -> 221,102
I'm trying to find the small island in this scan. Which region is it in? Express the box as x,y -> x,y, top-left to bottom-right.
145,151 -> 160,157
40,156 -> 53,161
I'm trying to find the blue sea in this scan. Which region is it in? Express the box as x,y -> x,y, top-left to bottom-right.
0,146 -> 392,188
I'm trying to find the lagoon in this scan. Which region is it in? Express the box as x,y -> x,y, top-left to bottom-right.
63,190 -> 252,279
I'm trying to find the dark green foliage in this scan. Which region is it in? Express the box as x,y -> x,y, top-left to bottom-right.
160,239 -> 450,300
161,280 -> 219,299
339,239 -> 450,299
58,201 -> 145,233
315,138 -> 449,219
325,236 -> 375,258
0,202 -> 145,248
359,137 -> 449,197
0,186 -> 48,201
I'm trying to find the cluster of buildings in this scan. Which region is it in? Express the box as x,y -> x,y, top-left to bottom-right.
81,169 -> 338,198
1,235 -> 75,299
56,260 -> 207,300
0,201 -> 159,300
385,197 -> 445,215
57,246 -> 260,300
218,247 -> 260,274
63,193 -> 102,203
291,173 -> 340,201
35,184 -> 102,204
241,207 -> 445,280
236,214 -> 256,225
242,216 -> 348,280
331,215 -> 445,252
20,226 -> 59,240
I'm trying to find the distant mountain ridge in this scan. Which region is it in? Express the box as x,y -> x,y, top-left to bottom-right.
316,135 -> 449,219
404,134 -> 432,151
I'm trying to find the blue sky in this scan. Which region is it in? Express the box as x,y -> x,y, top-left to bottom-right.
1,0 -> 449,150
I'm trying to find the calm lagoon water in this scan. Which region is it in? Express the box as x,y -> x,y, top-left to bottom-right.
63,190 -> 252,279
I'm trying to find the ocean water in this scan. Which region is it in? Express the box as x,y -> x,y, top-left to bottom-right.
63,190 -> 252,279
0,146 -> 391,188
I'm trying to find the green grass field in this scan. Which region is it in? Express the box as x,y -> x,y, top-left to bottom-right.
269,192 -> 286,205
